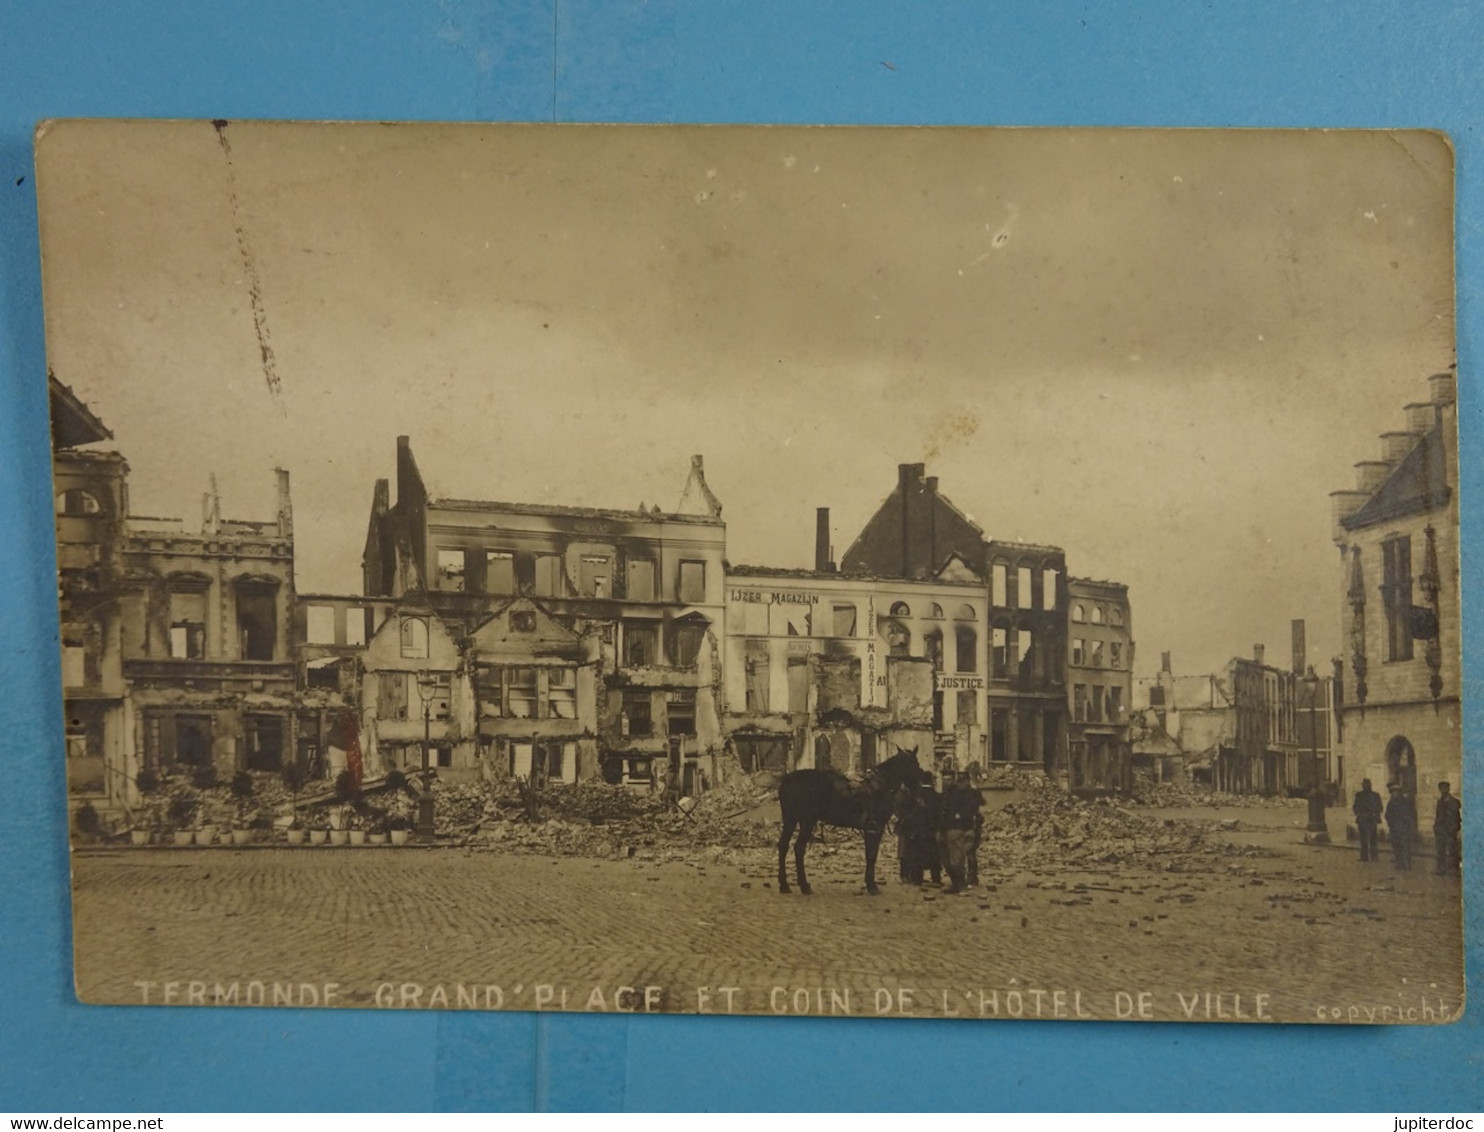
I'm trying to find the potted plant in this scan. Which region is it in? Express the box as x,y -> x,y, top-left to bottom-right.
72,801 -> 102,844
387,814 -> 412,846
364,807 -> 389,846
130,768 -> 162,845
167,793 -> 198,846
281,763 -> 306,844
347,809 -> 367,846
229,770 -> 255,845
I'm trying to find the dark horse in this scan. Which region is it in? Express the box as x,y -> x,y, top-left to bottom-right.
777,747 -> 927,895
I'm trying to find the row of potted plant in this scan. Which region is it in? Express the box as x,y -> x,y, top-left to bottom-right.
96,764 -> 428,847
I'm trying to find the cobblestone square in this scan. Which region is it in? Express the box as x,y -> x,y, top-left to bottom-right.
71,805 -> 1464,1025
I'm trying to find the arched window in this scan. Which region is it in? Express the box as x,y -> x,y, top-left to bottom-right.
55,489 -> 103,516
927,602 -> 944,619
1091,605 -> 1105,625
1109,607 -> 1124,627
890,601 -> 911,618
1071,603 -> 1086,623
955,603 -> 976,621
956,625 -> 978,673
400,617 -> 429,659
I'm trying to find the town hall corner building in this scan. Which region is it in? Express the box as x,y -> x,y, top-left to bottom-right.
1330,371 -> 1461,799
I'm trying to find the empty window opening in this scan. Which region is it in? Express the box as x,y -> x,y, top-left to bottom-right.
678,560 -> 707,604
622,690 -> 653,737
1041,568 -> 1059,611
436,548 -> 466,592
991,626 -> 1008,678
485,551 -> 515,595
235,582 -> 278,661
56,488 -> 103,516
745,640 -> 771,712
1016,566 -> 1033,609
306,656 -> 340,691
990,709 -> 1008,761
671,620 -> 707,667
547,667 -> 577,720
1091,605 -> 1105,625
992,563 -> 1008,607
1072,603 -> 1086,623
924,629 -> 944,671
170,586 -> 208,660
306,605 -> 336,645
624,622 -> 660,667
243,715 -> 284,772
667,690 -> 697,737
627,558 -> 656,601
956,689 -> 978,726
831,604 -> 857,638
579,555 -> 611,598
889,601 -> 911,617
534,554 -> 565,597
956,625 -> 978,673
400,617 -> 429,659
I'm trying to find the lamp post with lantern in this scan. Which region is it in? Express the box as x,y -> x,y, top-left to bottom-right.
1302,665 -> 1329,841
415,671 -> 439,840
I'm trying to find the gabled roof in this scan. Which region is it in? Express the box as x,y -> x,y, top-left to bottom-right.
1340,425 -> 1451,531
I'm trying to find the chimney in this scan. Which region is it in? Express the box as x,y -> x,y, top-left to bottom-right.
815,507 -> 833,573
1253,643 -> 1265,666
1380,431 -> 1419,463
1354,460 -> 1394,493
275,467 -> 293,540
1404,401 -> 1437,433
1429,371 -> 1456,406
1291,619 -> 1306,675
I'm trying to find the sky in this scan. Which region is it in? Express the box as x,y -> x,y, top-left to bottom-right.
35,121 -> 1456,678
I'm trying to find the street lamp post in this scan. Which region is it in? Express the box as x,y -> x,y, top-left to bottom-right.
1303,666 -> 1329,841
415,671 -> 439,840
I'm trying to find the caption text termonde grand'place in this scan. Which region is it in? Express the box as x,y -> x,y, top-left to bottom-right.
124,979 -> 1462,1024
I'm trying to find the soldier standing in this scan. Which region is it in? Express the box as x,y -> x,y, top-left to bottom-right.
1352,778 -> 1383,862
1434,781 -> 1461,875
1385,783 -> 1418,871
940,773 -> 982,895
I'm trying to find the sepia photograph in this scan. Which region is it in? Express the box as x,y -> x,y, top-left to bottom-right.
37,120 -> 1462,1024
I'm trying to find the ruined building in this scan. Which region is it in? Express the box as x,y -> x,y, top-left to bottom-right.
51,375 -> 302,819
360,437 -> 726,790
837,463 -> 1083,784
1066,577 -> 1133,794
723,522 -> 976,775
1330,371 -> 1460,798
1137,645 -> 1298,795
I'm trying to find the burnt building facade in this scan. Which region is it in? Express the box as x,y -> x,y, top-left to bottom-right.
361,437 -> 727,790
1066,577 -> 1133,794
722,561 -> 978,776
838,462 -> 1085,784
1138,647 -> 1297,795
51,375 -> 306,819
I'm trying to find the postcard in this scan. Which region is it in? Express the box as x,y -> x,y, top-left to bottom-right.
38,121 -> 1462,1022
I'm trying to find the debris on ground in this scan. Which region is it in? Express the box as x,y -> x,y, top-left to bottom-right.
1129,774 -> 1308,810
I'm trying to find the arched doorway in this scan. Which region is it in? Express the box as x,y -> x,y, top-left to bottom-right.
1384,735 -> 1417,794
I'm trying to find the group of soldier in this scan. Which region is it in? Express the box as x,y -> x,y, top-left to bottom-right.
1351,777 -> 1462,874
894,771 -> 984,894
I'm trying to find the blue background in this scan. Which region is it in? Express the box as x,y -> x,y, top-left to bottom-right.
1,1 -> 1480,1112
